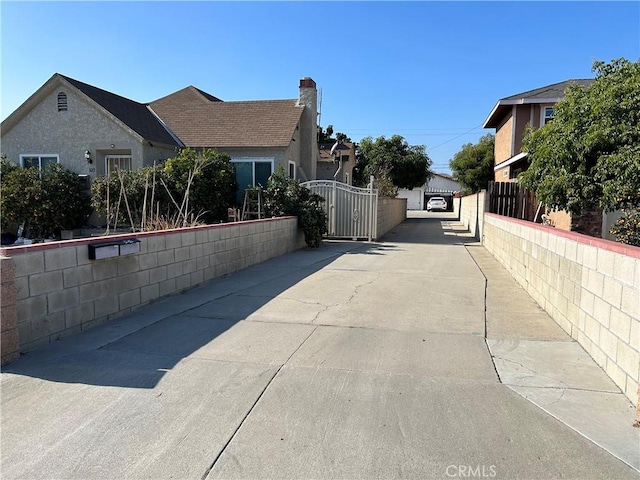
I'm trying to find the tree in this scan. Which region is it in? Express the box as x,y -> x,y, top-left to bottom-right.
318,124 -> 352,143
449,134 -> 495,194
520,58 -> 640,216
1,163 -> 92,238
318,125 -> 334,143
353,135 -> 433,196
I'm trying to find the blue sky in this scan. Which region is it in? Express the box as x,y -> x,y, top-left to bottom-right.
1,1 -> 639,173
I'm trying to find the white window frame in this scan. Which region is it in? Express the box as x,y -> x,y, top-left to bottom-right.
541,105 -> 555,125
105,155 -> 133,174
288,161 -> 296,179
231,157 -> 275,186
19,154 -> 59,171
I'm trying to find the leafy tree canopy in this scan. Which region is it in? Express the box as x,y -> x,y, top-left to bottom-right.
353,135 -> 433,196
164,148 -> 237,223
318,124 -> 352,143
449,134 -> 495,194
519,58 -> 640,215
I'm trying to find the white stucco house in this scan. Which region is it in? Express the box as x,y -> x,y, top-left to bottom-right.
397,173 -> 461,210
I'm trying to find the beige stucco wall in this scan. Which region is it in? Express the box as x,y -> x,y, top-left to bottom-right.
316,161 -> 353,184
222,147 -> 286,166
514,105 -> 532,155
531,104 -> 543,129
1,85 -> 176,179
495,114 -> 513,165
545,210 -> 572,231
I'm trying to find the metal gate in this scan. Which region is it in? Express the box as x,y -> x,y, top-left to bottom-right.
302,179 -> 378,241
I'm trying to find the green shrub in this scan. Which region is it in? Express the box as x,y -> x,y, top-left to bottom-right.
0,163 -> 92,238
164,148 -> 237,223
609,209 -> 640,246
0,156 -> 19,232
263,166 -> 326,248
0,155 -> 18,177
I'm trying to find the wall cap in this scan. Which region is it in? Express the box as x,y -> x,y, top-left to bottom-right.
485,212 -> 640,259
0,216 -> 297,257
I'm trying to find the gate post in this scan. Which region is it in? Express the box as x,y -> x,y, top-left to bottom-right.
331,180 -> 337,236
368,175 -> 375,242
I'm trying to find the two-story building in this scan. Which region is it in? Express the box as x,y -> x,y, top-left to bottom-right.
483,79 -> 594,182
482,79 -> 623,238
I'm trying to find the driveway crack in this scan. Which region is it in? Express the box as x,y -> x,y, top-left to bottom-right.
200,326 -> 318,479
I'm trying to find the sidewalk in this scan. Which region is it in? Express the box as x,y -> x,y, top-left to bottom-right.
442,217 -> 639,472
1,212 -> 638,479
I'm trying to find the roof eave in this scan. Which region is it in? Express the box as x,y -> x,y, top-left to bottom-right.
62,78 -> 155,144
146,106 -> 184,148
483,101 -> 504,129
483,96 -> 563,128
1,73 -> 61,134
493,152 -> 528,171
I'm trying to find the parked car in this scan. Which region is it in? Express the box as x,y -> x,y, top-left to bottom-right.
427,197 -> 447,212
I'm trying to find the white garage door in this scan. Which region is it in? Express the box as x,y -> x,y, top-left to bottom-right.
397,189 -> 423,210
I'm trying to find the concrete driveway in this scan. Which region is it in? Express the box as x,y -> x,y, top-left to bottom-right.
2,212 -> 638,479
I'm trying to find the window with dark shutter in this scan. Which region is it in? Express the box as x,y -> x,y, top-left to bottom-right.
57,92 -> 68,112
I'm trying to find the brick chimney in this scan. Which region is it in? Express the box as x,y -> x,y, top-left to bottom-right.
297,77 -> 318,180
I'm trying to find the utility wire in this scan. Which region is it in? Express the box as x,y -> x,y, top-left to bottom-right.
428,124 -> 486,151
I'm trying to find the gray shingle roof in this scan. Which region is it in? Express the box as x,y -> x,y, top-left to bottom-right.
501,79 -> 594,101
484,79 -> 595,129
60,75 -> 181,147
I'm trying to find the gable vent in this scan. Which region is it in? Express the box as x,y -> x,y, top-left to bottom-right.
57,92 -> 68,112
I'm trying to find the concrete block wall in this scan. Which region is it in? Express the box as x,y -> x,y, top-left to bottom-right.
459,191 -> 486,241
483,213 -> 640,406
0,217 -> 300,354
376,197 -> 407,240
1,256 -> 20,365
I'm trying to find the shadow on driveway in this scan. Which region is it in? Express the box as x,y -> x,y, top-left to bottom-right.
3,215 -> 475,390
2,241 -> 400,389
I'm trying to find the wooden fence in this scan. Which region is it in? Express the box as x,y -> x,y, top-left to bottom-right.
487,181 -> 540,222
